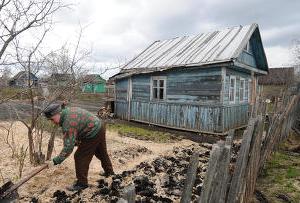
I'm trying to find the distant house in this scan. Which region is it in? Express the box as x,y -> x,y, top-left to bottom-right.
81,74 -> 106,93
258,67 -> 295,98
111,23 -> 269,134
258,67 -> 294,86
48,73 -> 73,87
9,71 -> 38,87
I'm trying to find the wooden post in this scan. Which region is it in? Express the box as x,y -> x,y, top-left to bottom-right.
180,151 -> 200,203
227,118 -> 257,203
219,130 -> 234,202
244,115 -> 264,202
198,144 -> 222,203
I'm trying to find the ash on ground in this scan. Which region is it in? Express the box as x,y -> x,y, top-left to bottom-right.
49,144 -> 211,203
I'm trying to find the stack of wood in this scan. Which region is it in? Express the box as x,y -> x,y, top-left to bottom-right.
97,107 -> 113,119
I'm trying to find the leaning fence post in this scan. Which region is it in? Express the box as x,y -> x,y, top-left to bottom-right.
219,130 -> 234,202
227,118 -> 257,203
198,143 -> 222,203
180,151 -> 200,203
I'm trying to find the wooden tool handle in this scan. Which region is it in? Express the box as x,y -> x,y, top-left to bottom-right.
1,163 -> 48,198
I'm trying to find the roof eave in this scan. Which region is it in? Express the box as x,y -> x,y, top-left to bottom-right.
112,59 -> 233,80
234,61 -> 268,75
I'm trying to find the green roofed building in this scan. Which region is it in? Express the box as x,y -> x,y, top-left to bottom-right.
82,74 -> 106,93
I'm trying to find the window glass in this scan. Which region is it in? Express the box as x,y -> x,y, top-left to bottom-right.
159,80 -> 164,87
153,88 -> 158,99
152,78 -> 166,100
159,88 -> 164,99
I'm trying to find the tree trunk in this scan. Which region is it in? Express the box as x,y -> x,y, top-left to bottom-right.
46,130 -> 56,160
27,128 -> 34,164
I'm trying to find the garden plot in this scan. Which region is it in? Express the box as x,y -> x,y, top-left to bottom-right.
0,121 -> 203,202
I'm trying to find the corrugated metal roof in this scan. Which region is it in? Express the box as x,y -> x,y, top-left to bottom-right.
123,24 -> 257,70
111,23 -> 267,79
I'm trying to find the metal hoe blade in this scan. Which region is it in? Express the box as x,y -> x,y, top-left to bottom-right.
0,164 -> 48,202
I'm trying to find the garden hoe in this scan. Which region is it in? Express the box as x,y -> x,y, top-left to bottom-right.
0,163 -> 48,202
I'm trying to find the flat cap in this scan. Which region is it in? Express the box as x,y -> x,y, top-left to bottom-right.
43,103 -> 61,118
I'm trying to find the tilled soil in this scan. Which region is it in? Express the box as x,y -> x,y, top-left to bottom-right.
0,121 -> 199,202
47,143 -> 211,203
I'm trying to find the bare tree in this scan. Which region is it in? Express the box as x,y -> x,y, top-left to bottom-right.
0,0 -> 64,63
0,121 -> 17,158
12,24 -> 93,165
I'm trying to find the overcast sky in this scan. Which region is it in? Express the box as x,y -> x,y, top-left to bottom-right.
44,0 -> 300,79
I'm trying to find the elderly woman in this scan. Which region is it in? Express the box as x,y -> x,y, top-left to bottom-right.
44,103 -> 114,191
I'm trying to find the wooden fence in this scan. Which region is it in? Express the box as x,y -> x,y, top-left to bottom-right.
198,94 -> 299,203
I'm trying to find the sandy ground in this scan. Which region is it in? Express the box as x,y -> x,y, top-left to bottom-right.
0,121 -> 196,202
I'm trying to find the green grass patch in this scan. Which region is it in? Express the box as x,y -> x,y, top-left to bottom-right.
257,148 -> 300,202
107,123 -> 180,143
286,167 -> 300,179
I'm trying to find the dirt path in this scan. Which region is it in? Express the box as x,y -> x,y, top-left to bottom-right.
0,121 -> 196,202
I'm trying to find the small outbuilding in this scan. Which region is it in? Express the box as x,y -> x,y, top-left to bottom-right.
48,73 -> 73,87
111,23 -> 269,134
81,74 -> 106,93
9,71 -> 38,87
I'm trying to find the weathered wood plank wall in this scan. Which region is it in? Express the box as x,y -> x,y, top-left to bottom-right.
165,68 -> 222,103
115,66 -> 251,133
115,78 -> 128,101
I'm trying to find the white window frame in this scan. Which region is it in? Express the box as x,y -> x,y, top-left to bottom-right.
240,78 -> 245,102
245,79 -> 249,102
229,76 -> 236,104
243,41 -> 252,55
150,76 -> 166,101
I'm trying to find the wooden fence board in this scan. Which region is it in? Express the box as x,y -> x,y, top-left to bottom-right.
181,151 -> 200,203
198,144 -> 221,203
227,118 -> 257,203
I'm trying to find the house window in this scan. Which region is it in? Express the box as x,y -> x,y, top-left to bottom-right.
240,78 -> 245,101
243,42 -> 252,54
245,79 -> 249,102
229,76 -> 236,103
152,77 -> 166,100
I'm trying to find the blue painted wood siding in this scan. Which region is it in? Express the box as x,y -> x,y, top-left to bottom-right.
238,51 -> 257,68
115,100 -> 249,133
165,68 -> 222,103
115,78 -> 128,101
131,67 -> 222,103
132,75 -> 150,101
115,66 -> 251,133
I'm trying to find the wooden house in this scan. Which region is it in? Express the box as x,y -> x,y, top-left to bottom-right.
48,73 -> 73,87
111,23 -> 269,134
81,74 -> 106,93
9,71 -> 38,87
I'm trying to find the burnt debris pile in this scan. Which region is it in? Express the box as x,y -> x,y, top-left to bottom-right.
111,146 -> 152,164
52,144 -> 212,202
